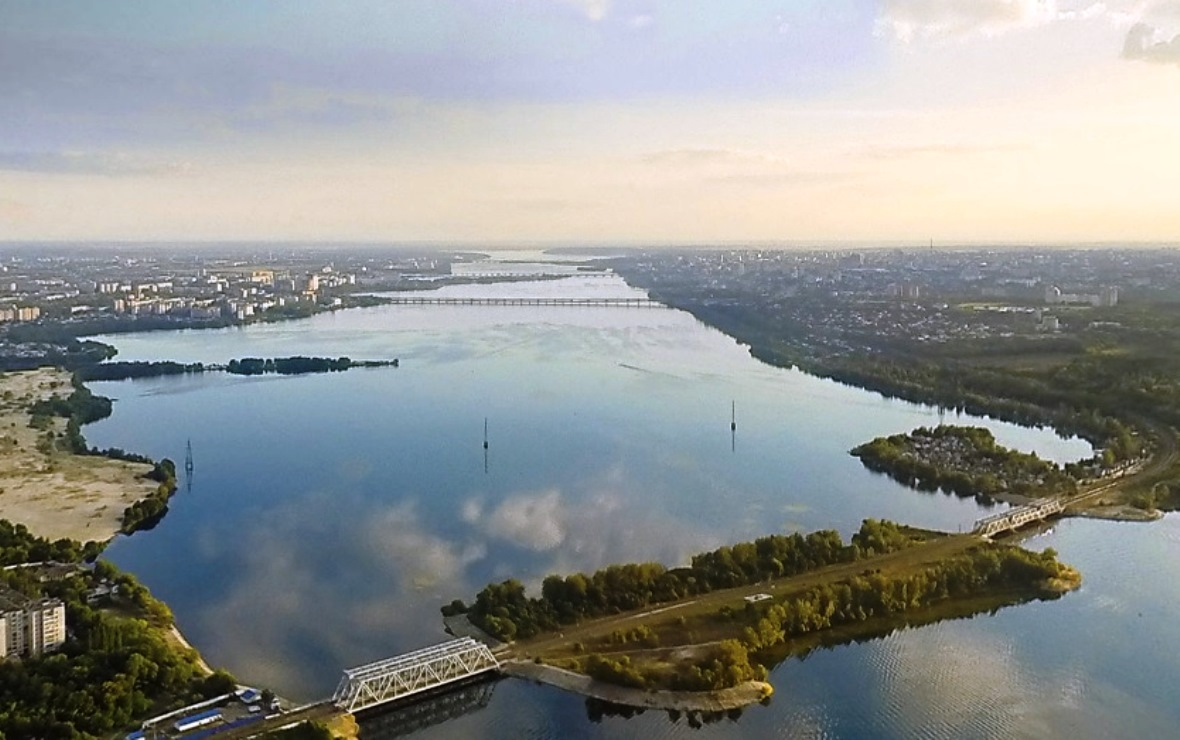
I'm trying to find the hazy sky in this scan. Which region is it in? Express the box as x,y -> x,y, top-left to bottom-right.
2,1 -> 1179,244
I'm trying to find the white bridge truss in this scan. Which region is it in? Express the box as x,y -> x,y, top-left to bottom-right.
332,638 -> 500,713
973,498 -> 1064,539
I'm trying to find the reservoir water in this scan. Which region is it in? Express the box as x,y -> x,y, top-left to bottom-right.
84,268 -> 1180,738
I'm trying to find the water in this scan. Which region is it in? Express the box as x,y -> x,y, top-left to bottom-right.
81,268 -> 1178,738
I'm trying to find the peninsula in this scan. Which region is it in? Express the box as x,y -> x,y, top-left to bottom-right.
446,520 -> 1079,708
0,367 -> 161,543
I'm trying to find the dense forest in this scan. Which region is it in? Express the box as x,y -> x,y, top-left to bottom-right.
452,520 -> 925,642
0,521 -> 229,739
851,425 -> 1080,502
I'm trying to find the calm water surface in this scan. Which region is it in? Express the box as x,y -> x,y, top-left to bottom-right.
83,270 -> 1179,739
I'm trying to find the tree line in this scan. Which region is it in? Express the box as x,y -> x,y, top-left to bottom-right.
574,543 -> 1070,693
452,520 -> 925,642
78,356 -> 398,381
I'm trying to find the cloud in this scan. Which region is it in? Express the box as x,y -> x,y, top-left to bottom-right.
483,489 -> 567,551
706,172 -> 855,188
562,0 -> 612,21
1123,22 -> 1180,64
859,142 -> 1028,159
0,151 -> 192,177
876,0 -> 1097,42
0,199 -> 33,222
641,148 -> 780,166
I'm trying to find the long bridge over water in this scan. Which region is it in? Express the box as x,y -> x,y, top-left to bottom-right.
388,296 -> 664,308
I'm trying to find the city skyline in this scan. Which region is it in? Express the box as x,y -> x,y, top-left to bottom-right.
2,1 -> 1179,244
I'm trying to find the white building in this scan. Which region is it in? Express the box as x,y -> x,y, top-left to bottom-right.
0,589 -> 67,659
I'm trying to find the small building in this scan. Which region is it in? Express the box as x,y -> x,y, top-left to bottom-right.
237,687 -> 261,704
174,708 -> 221,733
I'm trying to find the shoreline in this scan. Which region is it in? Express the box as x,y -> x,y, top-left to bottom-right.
502,660 -> 772,712
168,624 -> 214,676
0,367 -> 159,544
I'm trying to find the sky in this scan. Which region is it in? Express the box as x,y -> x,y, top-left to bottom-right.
2,0 -> 1179,245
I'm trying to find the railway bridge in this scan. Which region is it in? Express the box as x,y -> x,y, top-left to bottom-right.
332,638 -> 500,714
972,498 -> 1064,539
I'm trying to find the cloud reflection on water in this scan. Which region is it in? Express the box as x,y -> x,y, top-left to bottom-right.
193,465 -> 719,699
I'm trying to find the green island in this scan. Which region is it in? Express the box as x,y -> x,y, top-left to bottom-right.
851,425 -> 1080,503
446,520 -> 1078,703
79,355 -> 399,382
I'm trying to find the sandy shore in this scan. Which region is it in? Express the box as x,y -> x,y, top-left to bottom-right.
0,368 -> 158,543
502,660 -> 772,712
168,624 -> 214,676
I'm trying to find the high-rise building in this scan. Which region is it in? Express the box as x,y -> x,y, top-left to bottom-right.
0,589 -> 67,660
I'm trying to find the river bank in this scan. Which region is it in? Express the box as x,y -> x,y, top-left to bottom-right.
0,367 -> 158,543
502,660 -> 772,712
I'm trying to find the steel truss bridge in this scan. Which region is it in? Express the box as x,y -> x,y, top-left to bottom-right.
387,296 -> 663,308
973,497 -> 1064,539
332,638 -> 500,713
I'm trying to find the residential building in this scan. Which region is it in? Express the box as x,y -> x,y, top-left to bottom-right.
0,589 -> 67,659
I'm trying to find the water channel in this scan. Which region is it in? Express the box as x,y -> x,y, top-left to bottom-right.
84,264 -> 1180,738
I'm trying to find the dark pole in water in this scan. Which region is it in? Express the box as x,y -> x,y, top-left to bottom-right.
483,418 -> 489,450
730,401 -> 736,432
184,439 -> 194,493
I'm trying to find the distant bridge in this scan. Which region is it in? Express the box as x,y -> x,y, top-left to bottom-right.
387,296 -> 664,308
332,638 -> 500,713
454,272 -> 614,280
972,498 -> 1064,539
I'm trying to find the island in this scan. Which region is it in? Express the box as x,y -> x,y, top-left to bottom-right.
851,425 -> 1080,504
444,520 -> 1078,711
79,355 -> 399,382
609,250 -> 1180,519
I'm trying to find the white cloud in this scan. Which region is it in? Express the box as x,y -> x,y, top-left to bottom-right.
483,489 -> 567,551
562,0 -> 612,21
876,0 -> 1108,42
641,148 -> 767,166
0,151 -> 194,177
628,14 -> 654,30
1123,22 -> 1180,63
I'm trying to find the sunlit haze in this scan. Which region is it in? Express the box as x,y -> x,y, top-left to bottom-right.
3,1 -> 1180,244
